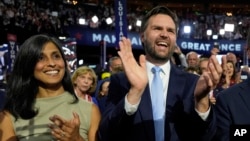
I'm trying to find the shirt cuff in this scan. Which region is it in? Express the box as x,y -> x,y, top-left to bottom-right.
124,94 -> 141,115
195,107 -> 211,121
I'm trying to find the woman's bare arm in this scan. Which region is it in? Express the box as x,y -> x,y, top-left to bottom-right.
0,111 -> 18,141
88,104 -> 101,141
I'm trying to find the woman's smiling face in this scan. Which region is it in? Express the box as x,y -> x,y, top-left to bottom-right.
34,42 -> 65,86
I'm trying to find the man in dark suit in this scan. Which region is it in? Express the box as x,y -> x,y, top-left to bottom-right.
214,77 -> 250,141
98,6 -> 223,141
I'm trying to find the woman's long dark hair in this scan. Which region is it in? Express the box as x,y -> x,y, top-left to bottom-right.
3,34 -> 78,120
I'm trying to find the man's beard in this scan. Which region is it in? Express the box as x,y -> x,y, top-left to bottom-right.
143,42 -> 173,62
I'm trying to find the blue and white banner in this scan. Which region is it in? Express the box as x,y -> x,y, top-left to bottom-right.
7,34 -> 19,72
66,27 -> 247,56
114,0 -> 127,48
61,38 -> 77,73
178,39 -> 246,55
67,27 -> 142,49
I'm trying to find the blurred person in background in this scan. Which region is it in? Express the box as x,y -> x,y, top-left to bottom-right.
226,52 -> 242,81
0,34 -> 100,141
96,79 -> 110,114
186,51 -> 199,68
212,60 -> 240,104
94,56 -> 124,110
71,66 -> 99,106
226,52 -> 237,65
108,56 -> 124,74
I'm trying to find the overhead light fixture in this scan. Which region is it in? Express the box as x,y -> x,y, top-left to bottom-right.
206,29 -> 212,36
136,20 -> 141,27
183,25 -> 191,34
91,15 -> 99,23
78,18 -> 86,25
212,35 -> 218,40
219,29 -> 225,35
224,23 -> 234,32
78,59 -> 84,65
128,25 -> 132,30
105,17 -> 113,25
58,36 -> 66,40
66,0 -> 78,5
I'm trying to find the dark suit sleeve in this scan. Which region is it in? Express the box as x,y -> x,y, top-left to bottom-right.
175,105 -> 217,141
170,73 -> 217,141
98,73 -> 134,141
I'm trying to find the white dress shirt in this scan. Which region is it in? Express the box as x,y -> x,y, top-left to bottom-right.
124,61 -> 210,121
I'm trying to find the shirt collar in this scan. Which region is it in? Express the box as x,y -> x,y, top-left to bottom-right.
146,61 -> 170,75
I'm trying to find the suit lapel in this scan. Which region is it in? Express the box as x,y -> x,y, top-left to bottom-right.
138,85 -> 155,141
167,65 -> 187,108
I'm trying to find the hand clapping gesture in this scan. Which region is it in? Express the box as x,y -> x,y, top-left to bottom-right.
194,55 -> 225,112
49,112 -> 84,141
118,37 -> 148,105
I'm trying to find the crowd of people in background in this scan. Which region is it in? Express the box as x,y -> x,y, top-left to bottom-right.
0,0 -> 249,45
0,32 -> 245,111
1,1 -> 250,141
170,43 -> 249,106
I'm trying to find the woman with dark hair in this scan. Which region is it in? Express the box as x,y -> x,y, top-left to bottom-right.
0,34 -> 101,141
212,60 -> 240,104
